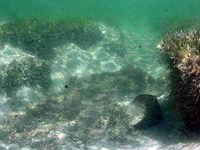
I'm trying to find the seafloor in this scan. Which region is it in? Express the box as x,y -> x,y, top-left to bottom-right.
0,19 -> 199,150
1,1 -> 200,149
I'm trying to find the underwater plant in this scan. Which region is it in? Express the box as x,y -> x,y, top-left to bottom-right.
160,29 -> 200,133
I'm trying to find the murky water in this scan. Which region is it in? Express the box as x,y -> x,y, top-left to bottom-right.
0,1 -> 200,150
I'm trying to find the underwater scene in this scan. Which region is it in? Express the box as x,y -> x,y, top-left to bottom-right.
1,0 -> 200,149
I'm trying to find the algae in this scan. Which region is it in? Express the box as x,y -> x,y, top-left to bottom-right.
161,29 -> 200,133
0,19 -> 103,60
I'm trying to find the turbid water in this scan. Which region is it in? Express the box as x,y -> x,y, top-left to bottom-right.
0,1 -> 200,150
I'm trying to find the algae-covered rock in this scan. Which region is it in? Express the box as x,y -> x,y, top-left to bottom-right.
68,65 -> 156,98
161,30 -> 200,132
0,20 -> 103,60
105,104 -> 130,142
0,56 -> 50,97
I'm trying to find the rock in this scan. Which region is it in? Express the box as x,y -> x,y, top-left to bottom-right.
130,94 -> 164,130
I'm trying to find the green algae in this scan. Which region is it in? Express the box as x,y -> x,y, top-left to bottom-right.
0,64 -> 157,146
0,19 -> 103,60
68,65 -> 153,99
0,57 -> 50,97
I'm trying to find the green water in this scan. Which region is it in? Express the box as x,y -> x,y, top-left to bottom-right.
0,1 -> 200,149
1,1 -> 200,22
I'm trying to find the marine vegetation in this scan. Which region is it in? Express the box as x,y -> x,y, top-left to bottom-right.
160,30 -> 200,133
0,19 -> 103,60
0,56 -> 50,98
0,65 -> 159,149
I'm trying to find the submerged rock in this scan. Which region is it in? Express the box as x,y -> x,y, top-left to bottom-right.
130,94 -> 164,130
